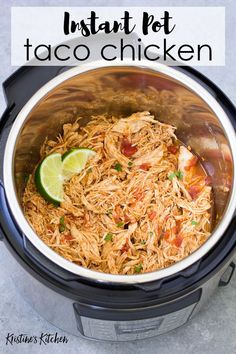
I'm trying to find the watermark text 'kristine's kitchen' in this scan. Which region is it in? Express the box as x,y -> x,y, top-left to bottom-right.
5,332 -> 69,346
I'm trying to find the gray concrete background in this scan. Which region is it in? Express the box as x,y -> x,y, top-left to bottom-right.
0,0 -> 235,353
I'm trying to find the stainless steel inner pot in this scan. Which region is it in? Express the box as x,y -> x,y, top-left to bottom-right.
3,61 -> 236,284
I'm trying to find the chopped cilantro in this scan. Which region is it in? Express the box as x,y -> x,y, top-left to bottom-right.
59,225 -> 65,233
134,263 -> 143,273
128,161 -> 133,167
169,171 -> 183,181
191,221 -> 199,226
114,163 -> 122,172
148,231 -> 154,237
60,216 -> 65,226
176,171 -> 184,180
168,172 -> 176,181
141,240 -> 146,245
116,221 -> 124,228
105,233 -> 113,241
59,216 -> 66,233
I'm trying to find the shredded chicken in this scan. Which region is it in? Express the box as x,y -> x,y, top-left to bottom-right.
23,111 -> 213,275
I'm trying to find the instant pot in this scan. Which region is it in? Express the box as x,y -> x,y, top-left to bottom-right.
0,61 -> 236,341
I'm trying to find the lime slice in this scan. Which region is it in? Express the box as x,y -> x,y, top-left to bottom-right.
35,153 -> 64,205
62,147 -> 96,181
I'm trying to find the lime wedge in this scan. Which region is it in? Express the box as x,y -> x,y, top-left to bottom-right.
34,148 -> 95,205
62,147 -> 96,180
35,153 -> 64,205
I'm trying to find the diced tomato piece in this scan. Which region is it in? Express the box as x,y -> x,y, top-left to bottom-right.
134,188 -> 144,201
124,213 -> 130,223
172,221 -> 182,235
121,138 -> 138,157
163,230 -> 170,239
167,145 -> 179,154
190,156 -> 199,165
188,185 -> 202,199
184,156 -> 198,171
115,205 -> 122,214
148,211 -> 157,221
64,234 -> 74,241
113,214 -> 121,223
178,220 -> 183,228
113,205 -> 122,222
121,245 -> 129,253
173,236 -> 183,247
172,226 -> 178,234
140,163 -> 150,171
121,239 -> 129,253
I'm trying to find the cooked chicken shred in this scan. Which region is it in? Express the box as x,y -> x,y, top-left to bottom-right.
23,111 -> 213,274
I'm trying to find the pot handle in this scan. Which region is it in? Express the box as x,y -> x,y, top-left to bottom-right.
0,222 -> 4,241
134,259 -> 202,292
0,181 -> 25,247
218,261 -> 235,287
0,66 -> 70,134
3,66 -> 67,106
0,181 -> 8,241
